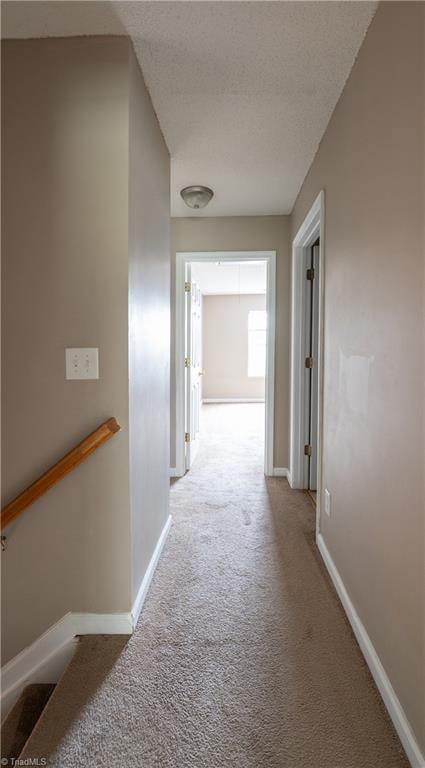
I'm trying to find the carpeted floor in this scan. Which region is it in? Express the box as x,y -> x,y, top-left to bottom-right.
22,404 -> 408,767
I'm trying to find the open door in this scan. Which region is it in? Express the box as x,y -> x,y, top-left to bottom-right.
184,266 -> 202,469
307,241 -> 320,491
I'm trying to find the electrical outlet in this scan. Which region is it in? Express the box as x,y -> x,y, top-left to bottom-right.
324,488 -> 331,517
66,348 -> 99,380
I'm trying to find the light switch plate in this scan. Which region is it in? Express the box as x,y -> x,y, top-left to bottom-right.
324,488 -> 331,517
66,348 -> 99,380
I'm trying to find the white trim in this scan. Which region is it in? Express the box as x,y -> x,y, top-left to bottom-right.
169,467 -> 180,477
317,534 -> 424,768
73,613 -> 133,635
289,191 -> 325,539
179,251 -> 274,261
0,610 -> 132,722
202,398 -> 264,404
272,467 -> 288,477
264,251 -> 276,478
131,514 -> 172,628
1,515 -> 173,722
200,290 -> 266,296
175,251 -> 276,478
1,613 -> 77,721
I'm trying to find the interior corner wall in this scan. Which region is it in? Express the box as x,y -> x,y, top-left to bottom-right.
1,37 -> 134,664
290,2 -> 425,753
170,216 -> 290,469
202,294 -> 266,400
128,48 -> 170,605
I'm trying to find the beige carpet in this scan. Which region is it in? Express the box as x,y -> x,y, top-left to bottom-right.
22,404 -> 408,767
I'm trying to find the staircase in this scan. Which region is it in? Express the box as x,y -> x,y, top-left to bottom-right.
1,420 -> 122,762
1,682 -> 56,761
3,635 -> 126,764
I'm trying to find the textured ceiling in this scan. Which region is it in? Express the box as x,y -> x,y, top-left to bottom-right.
2,1 -> 377,217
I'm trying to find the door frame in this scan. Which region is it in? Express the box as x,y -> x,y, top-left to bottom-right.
289,191 -> 325,536
184,265 -> 202,470
175,250 -> 276,478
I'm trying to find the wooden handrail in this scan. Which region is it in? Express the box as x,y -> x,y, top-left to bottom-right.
1,417 -> 121,531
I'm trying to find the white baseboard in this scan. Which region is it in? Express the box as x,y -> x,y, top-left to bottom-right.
169,467 -> 181,478
1,515 -> 173,723
317,533 -> 424,768
1,613 -> 78,722
73,612 -> 133,635
131,514 -> 172,628
1,610 -> 133,722
272,467 -> 288,477
202,398 -> 265,403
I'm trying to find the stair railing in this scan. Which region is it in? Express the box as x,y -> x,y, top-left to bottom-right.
1,418 -> 121,541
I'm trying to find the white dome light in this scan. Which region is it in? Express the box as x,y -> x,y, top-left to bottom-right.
180,186 -> 214,209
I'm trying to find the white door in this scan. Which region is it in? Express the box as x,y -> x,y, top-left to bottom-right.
308,243 -> 320,490
185,267 -> 202,469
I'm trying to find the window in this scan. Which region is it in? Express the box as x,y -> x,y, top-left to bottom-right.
248,310 -> 267,377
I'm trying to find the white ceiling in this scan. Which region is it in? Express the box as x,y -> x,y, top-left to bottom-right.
2,1 -> 377,217
191,260 -> 266,295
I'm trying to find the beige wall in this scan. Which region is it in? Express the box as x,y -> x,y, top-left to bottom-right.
128,48 -> 170,603
202,294 -> 265,400
291,2 -> 425,753
1,37 -> 170,663
171,216 -> 290,468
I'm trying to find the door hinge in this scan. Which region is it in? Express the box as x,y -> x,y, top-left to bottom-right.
185,281 -> 192,293
184,357 -> 191,368
305,356 -> 314,369
304,444 -> 312,457
184,432 -> 191,443
306,268 -> 315,281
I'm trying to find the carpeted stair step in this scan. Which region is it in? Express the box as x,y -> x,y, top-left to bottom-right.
1,682 -> 56,761
19,635 -> 128,763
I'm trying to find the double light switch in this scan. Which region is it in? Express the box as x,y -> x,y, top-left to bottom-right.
65,348 -> 99,380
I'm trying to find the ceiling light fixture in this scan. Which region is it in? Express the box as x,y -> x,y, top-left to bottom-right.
180,185 -> 214,209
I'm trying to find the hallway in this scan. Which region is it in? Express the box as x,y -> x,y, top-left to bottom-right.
2,4 -> 423,764
20,404 -> 407,766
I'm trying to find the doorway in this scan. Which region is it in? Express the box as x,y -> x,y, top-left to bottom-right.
306,238 -> 320,500
175,251 -> 276,478
289,192 -> 325,534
